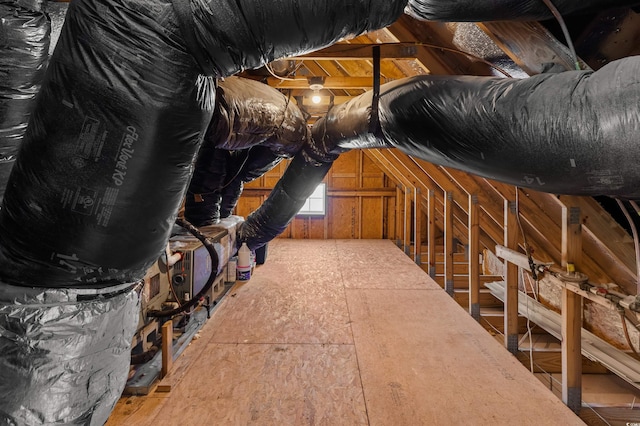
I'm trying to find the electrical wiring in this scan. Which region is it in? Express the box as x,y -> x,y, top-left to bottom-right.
514,186 -> 543,373
541,0 -> 581,70
147,217 -> 220,318
265,61 -> 302,81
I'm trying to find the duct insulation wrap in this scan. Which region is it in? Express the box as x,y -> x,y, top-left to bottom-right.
186,76 -> 308,226
0,2 -> 50,203
186,146 -> 284,226
218,146 -> 283,218
405,0 -> 640,22
3,0 -> 47,12
0,282 -> 140,425
190,0 -> 408,77
325,56 -> 640,198
0,0 -> 214,288
312,89 -> 390,156
210,77 -> 309,156
238,151 -> 333,251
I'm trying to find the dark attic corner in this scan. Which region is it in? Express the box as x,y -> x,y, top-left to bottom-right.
3,0 -> 640,425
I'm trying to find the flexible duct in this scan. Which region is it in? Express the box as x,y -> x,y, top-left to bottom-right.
0,0 -> 407,423
236,104 -> 347,251
185,76 -> 308,226
238,149 -> 335,251
406,0 -> 640,22
316,56 -> 640,199
0,0 -> 50,202
0,0 -> 404,289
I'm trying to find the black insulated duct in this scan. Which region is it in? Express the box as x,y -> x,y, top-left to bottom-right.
238,150 -> 335,251
405,0 -> 640,22
190,0 -> 408,77
0,0 -> 408,423
0,0 -> 50,202
317,56 -> 640,199
236,105 -> 348,251
185,76 -> 309,226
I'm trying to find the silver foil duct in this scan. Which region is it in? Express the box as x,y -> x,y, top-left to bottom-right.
0,282 -> 140,425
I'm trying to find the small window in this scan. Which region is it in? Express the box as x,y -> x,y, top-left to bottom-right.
297,183 -> 326,216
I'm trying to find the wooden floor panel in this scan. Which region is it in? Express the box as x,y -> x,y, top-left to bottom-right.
347,288 -> 583,425
108,239 -> 583,425
137,343 -> 367,426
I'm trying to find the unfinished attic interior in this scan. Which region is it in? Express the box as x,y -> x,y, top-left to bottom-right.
6,0 -> 640,425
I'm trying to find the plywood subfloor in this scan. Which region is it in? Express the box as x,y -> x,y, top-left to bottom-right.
108,239 -> 583,425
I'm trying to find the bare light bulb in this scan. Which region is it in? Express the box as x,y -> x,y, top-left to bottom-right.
309,82 -> 324,105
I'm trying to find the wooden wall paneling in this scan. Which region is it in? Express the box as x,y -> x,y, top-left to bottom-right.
364,150 -> 432,231
290,217 -> 308,240
380,152 -> 473,257
329,150 -> 359,190
361,152 -> 390,188
310,216 -> 327,240
504,196 -> 520,355
234,195 -> 264,221
561,204 -> 584,414
329,197 -> 359,239
361,196 -> 385,239
290,216 -> 326,240
364,151 -> 427,202
384,196 -> 394,240
469,194 -> 480,321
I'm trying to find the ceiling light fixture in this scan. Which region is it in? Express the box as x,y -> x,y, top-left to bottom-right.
308,76 -> 325,105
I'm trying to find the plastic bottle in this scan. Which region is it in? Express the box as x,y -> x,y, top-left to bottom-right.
236,242 -> 251,281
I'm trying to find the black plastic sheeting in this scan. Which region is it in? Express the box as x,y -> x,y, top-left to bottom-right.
406,0 -> 640,22
185,76 -> 308,226
318,56 -> 640,199
0,1 -> 50,202
191,0 -> 407,77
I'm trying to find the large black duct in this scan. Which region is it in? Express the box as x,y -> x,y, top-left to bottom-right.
186,145 -> 285,226
316,56 -> 640,199
0,0 -> 50,202
236,110 -> 346,251
0,0 -> 405,289
0,0 -> 407,422
185,76 -> 309,226
406,0 -> 640,22
238,150 -> 335,251
190,0 -> 408,77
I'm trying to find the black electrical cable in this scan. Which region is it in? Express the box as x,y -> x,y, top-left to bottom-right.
147,217 -> 219,317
